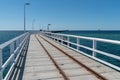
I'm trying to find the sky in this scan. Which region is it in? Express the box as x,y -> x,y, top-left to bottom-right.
0,0 -> 120,30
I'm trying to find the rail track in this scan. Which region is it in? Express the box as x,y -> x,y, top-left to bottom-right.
35,34 -> 108,80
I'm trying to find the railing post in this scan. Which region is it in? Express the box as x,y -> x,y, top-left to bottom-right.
19,37 -> 21,44
16,39 -> 19,47
57,35 -> 60,42
77,37 -> 80,50
61,35 -> 63,44
67,36 -> 70,46
62,36 -> 64,44
56,35 -> 58,42
93,40 -> 96,57
53,34 -> 55,41
51,34 -> 53,39
54,34 -> 56,41
10,42 -> 15,61
0,48 -> 3,80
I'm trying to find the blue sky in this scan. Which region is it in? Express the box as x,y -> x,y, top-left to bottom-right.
0,0 -> 120,30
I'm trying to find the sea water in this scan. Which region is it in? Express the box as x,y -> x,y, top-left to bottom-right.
0,31 -> 24,44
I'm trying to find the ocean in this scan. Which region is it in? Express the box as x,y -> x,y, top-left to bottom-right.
0,31 -> 24,44
59,30 -> 120,40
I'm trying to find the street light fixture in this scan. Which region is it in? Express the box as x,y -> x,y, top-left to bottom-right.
24,3 -> 30,33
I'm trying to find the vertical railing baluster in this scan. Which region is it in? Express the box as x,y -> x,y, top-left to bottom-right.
61,35 -> 63,44
16,39 -> 19,47
55,34 -> 57,41
53,34 -> 55,41
10,42 -> 14,54
10,42 -> 15,62
51,34 -> 52,39
0,48 -> 3,80
93,40 -> 96,57
56,35 -> 58,42
77,37 -> 80,50
16,39 -> 20,55
62,35 -> 64,44
67,36 -> 70,46
58,35 -> 60,42
52,34 -> 53,40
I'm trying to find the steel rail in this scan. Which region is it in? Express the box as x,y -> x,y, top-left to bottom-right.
38,34 -> 108,80
44,32 -> 120,45
35,35 -> 70,80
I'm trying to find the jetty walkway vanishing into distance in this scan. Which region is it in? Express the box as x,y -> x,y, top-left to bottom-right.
0,32 -> 120,80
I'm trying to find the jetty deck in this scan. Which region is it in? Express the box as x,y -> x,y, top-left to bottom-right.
23,34 -> 120,80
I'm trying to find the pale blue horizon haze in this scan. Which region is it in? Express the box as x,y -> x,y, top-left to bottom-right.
0,0 -> 120,30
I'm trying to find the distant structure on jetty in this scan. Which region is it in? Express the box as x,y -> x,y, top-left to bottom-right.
40,29 -> 68,33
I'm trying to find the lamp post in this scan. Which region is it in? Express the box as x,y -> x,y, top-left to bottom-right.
24,3 -> 30,33
47,24 -> 51,31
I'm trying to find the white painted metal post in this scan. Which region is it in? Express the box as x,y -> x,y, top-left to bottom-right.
51,34 -> 53,39
56,35 -> 58,42
57,35 -> 60,42
58,35 -> 60,42
10,42 -> 14,54
10,42 -> 15,61
61,35 -> 63,44
16,39 -> 19,47
54,34 -> 56,41
62,35 -> 64,44
77,37 -> 80,50
67,36 -> 70,46
55,35 -> 57,41
19,37 -> 21,44
16,39 -> 20,55
93,40 -> 96,57
0,49 -> 3,80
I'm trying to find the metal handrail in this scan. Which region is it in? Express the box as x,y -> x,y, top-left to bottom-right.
0,32 -> 29,80
42,32 -> 120,71
44,32 -> 120,44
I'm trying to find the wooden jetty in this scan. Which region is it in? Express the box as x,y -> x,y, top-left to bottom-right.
22,34 -> 120,80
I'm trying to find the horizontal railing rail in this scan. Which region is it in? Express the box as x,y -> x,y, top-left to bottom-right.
41,32 -> 120,71
0,32 -> 29,80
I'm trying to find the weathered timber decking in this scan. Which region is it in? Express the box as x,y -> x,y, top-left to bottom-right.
23,34 -> 120,80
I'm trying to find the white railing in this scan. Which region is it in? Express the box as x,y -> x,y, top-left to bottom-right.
0,32 -> 29,80
42,32 -> 120,71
